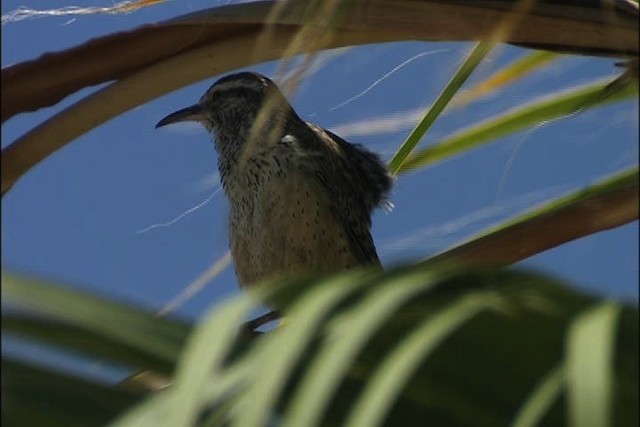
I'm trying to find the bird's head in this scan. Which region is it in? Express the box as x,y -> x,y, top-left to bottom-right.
156,72 -> 301,180
156,72 -> 293,136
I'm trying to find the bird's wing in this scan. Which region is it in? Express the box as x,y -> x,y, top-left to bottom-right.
284,123 -> 392,267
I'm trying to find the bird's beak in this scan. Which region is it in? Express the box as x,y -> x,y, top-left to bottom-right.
155,104 -> 206,128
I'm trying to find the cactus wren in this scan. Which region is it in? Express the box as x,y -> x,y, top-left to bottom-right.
156,72 -> 393,288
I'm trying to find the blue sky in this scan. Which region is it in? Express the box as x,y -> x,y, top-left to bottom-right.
1,0 -> 638,378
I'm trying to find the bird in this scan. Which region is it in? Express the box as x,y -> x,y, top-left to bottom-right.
156,72 -> 393,290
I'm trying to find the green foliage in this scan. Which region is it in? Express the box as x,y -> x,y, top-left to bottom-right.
3,266 -> 638,426
3,358 -> 140,426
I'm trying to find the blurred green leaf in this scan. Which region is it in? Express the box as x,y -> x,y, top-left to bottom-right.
168,296 -> 253,427
282,270 -> 444,426
345,291 -> 498,427
2,357 -> 139,426
233,270 -> 373,427
567,302 -> 621,427
511,365 -> 565,427
2,273 -> 189,367
3,314 -> 177,374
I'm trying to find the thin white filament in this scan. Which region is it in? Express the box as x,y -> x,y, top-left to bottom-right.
495,105 -> 588,202
328,49 -> 449,112
137,187 -> 221,234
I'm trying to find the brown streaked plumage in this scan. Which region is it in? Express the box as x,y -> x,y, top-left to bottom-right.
156,72 -> 393,288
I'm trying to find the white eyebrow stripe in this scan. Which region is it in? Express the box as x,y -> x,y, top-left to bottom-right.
211,79 -> 266,93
